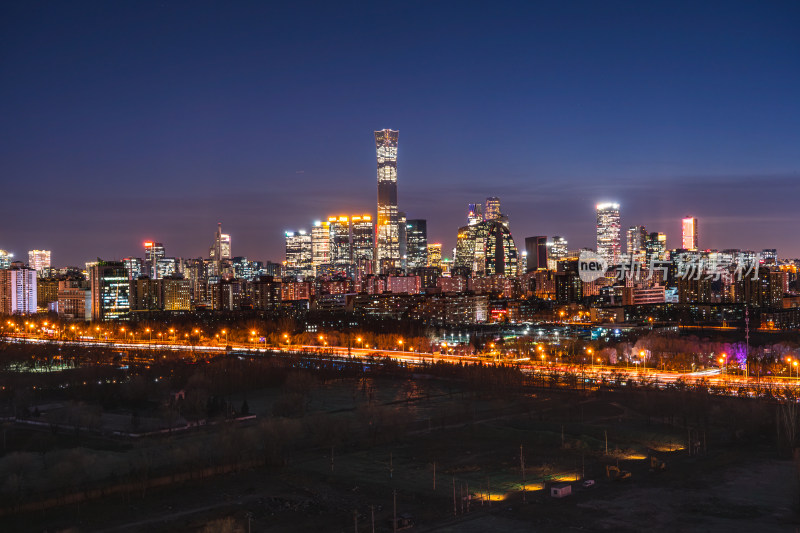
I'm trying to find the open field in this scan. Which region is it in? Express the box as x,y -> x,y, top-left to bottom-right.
1,366 -> 797,532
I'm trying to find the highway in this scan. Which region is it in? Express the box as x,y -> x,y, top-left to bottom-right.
3,333 -> 798,393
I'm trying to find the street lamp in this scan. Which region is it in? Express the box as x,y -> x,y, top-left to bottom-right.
639,350 -> 646,373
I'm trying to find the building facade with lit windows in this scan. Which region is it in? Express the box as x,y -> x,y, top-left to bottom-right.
144,242 -> 165,277
682,216 -> 698,251
209,223 -> 232,275
467,203 -> 483,225
0,265 -> 37,315
163,276 -> 192,311
484,197 -> 501,221
57,280 -> 91,320
626,226 -> 647,262
427,243 -> 442,268
0,250 -> 14,269
311,221 -> 331,272
645,232 -> 667,261
123,257 -> 143,280
375,129 -> 400,271
90,261 -> 130,321
284,231 -> 313,278
351,215 -> 375,273
596,203 -> 621,265
28,250 -> 51,273
405,219 -> 428,270
454,220 -> 518,276
328,216 -> 352,273
546,236 -> 568,270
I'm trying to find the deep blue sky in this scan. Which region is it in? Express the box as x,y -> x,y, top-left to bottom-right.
2,1 -> 799,266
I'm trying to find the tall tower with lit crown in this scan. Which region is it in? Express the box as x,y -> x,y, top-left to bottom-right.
375,129 -> 400,271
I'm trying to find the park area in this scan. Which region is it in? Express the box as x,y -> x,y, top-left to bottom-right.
1,358 -> 798,532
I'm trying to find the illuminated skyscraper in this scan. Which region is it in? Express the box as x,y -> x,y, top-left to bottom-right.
454,220 -> 518,276
682,216 -> 698,251
27,250 -> 51,273
351,215 -> 375,273
484,197 -> 501,221
375,129 -> 400,271
311,220 -> 331,271
284,231 -> 313,278
405,219 -> 428,270
90,261 -> 130,321
144,241 -> 165,278
467,203 -> 483,226
626,226 -> 647,262
210,223 -> 231,261
596,203 -> 621,264
427,243 -> 442,268
329,216 -> 352,272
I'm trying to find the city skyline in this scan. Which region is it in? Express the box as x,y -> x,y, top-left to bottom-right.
2,2 -> 799,264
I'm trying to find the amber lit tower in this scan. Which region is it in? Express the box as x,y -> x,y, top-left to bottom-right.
682,216 -> 698,251
375,129 -> 400,271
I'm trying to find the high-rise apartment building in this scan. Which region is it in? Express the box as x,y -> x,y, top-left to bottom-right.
427,243 -> 442,268
284,231 -> 313,278
484,197 -> 501,221
375,129 -> 400,271
596,203 -> 621,264
406,219 -> 428,270
682,216 -> 698,251
0,266 -> 37,315
90,261 -> 130,321
626,226 -> 647,261
28,250 -> 51,273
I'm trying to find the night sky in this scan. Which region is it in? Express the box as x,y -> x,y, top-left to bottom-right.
2,1 -> 799,266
